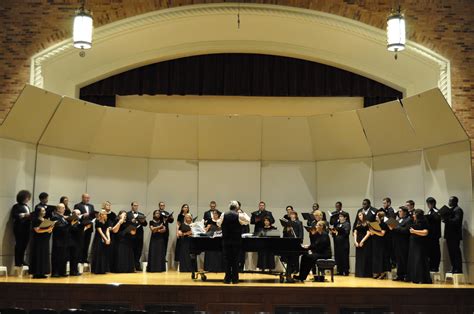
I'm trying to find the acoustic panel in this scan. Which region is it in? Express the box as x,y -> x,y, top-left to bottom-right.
40,97 -> 107,152
260,161 -> 317,212
261,117 -> 314,161
357,100 -> 420,155
86,154 -> 148,211
402,88 -> 468,148
309,110 -> 371,160
90,107 -> 155,158
149,114 -> 198,160
198,161 -> 261,215
0,84 -> 62,144
373,151 -> 424,209
198,115 -> 262,160
147,159 -> 198,214
316,157 -> 373,210
35,145 -> 89,206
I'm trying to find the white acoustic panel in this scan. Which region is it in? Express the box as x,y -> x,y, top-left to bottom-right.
0,85 -> 62,144
316,157 -> 373,210
40,97 -> 107,152
150,114 -> 198,160
261,117 -> 314,161
35,145 -> 89,206
90,107 -> 155,158
147,159 -> 198,215
261,161 -> 317,211
86,154 -> 148,212
198,115 -> 262,160
357,100 -> 420,155
0,138 -> 35,199
373,151 -> 424,209
198,161 -> 261,216
403,88 -> 468,148
309,110 -> 371,160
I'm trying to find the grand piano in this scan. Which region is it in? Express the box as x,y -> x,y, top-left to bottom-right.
189,236 -> 306,282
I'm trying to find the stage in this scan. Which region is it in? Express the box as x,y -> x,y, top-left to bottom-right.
0,271 -> 472,314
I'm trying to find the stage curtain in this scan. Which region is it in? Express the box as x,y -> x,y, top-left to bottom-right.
79,53 -> 402,107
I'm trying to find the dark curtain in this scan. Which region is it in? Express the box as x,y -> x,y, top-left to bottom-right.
79,53 -> 402,107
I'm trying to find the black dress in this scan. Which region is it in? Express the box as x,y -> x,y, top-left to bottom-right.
51,213 -> 70,276
354,223 -> 372,277
333,220 -> 351,275
29,218 -> 51,277
147,220 -> 167,272
407,220 -> 432,283
91,220 -> 110,274
177,223 -> 195,272
174,213 -> 186,262
203,221 -> 224,272
106,213 -> 117,271
113,221 -> 136,273
371,221 -> 391,274
257,226 -> 277,270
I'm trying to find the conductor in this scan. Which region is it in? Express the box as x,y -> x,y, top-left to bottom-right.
217,200 -> 250,284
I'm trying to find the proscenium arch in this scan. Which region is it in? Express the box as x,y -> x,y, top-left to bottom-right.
31,3 -> 451,104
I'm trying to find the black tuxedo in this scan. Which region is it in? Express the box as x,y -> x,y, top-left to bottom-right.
221,210 -> 244,282
74,202 -> 95,263
10,203 -> 31,266
127,210 -> 148,269
250,210 -> 275,234
443,206 -> 464,273
426,208 -> 442,271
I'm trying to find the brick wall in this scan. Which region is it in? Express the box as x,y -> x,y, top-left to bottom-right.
1,0 -> 473,157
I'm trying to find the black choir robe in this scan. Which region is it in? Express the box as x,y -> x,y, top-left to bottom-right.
74,202 -> 95,263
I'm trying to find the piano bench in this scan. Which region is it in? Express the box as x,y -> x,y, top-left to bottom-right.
315,259 -> 336,282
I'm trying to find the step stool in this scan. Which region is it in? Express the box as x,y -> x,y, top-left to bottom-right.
14,265 -> 29,277
79,263 -> 90,273
0,266 -> 8,277
445,272 -> 465,285
430,271 -> 442,283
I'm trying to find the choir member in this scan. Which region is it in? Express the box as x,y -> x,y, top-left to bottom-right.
380,197 -> 396,268
330,211 -> 350,276
293,221 -> 332,282
175,203 -> 190,264
405,200 -> 415,217
74,193 -> 95,263
329,201 -> 350,227
103,201 -> 117,225
407,209 -> 432,284
283,205 -> 294,220
381,197 -> 396,218
147,210 -> 167,272
203,210 -> 224,272
29,206 -> 54,278
217,200 -> 250,284
256,216 -> 277,270
250,201 -> 275,234
353,211 -> 372,278
51,203 -> 71,277
66,209 -> 82,276
369,210 -> 390,279
127,201 -> 147,271
354,199 -> 377,227
112,210 -> 136,273
307,209 -> 326,227
442,196 -> 464,274
157,201 -> 174,252
203,200 -> 218,222
60,196 -> 72,216
389,206 -> 412,281
176,213 -> 195,272
425,197 -> 441,272
10,190 -> 32,267
91,210 -> 111,274
282,210 -> 303,282
35,192 -> 50,218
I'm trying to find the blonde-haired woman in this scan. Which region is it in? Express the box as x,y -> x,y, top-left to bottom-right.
91,210 -> 111,274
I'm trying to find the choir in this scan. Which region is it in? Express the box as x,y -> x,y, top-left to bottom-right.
9,190 -> 465,284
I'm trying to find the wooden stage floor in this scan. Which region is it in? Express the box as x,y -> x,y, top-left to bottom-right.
1,271 -> 473,314
0,270 -> 471,289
